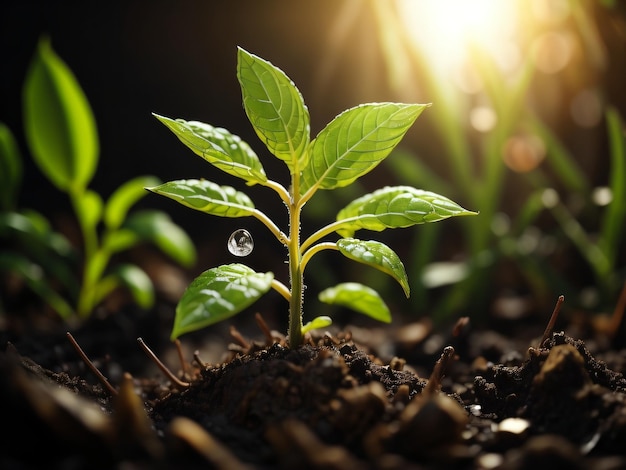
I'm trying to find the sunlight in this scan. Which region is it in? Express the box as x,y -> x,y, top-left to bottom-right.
396,0 -> 520,79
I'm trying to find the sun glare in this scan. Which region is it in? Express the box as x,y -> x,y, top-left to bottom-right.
397,0 -> 520,78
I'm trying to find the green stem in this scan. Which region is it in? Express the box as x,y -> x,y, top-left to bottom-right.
301,220 -> 350,252
287,199 -> 304,347
69,189 -> 101,318
251,208 -> 289,245
262,179 -> 292,206
548,201 -> 611,284
285,150 -> 308,347
271,279 -> 291,302
301,242 -> 337,272
299,182 -> 319,208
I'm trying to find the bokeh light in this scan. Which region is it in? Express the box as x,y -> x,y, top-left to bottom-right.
469,106 -> 498,133
503,134 -> 546,173
396,0 -> 521,80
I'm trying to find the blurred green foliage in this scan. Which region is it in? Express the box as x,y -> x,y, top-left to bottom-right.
384,48 -> 625,323
369,1 -> 626,322
0,37 -> 196,320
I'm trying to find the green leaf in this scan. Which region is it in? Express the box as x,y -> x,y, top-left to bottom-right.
0,252 -> 74,319
113,264 -> 155,309
104,175 -> 161,230
84,249 -> 110,295
172,263 -> 273,339
153,114 -> 267,185
22,37 -> 98,192
237,47 -> 310,173
101,229 -> 140,254
147,179 -> 255,218
599,107 -> 626,268
301,103 -> 428,194
92,264 -> 154,309
0,211 -> 79,296
74,189 -> 103,232
530,117 -> 589,193
0,211 -> 72,257
301,316 -> 332,334
20,209 -> 76,258
0,123 -> 23,210
335,186 -> 478,237
337,238 -> 410,297
122,210 -> 196,267
318,282 -> 391,323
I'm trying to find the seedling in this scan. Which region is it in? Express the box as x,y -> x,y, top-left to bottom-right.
0,37 -> 196,319
150,47 -> 476,347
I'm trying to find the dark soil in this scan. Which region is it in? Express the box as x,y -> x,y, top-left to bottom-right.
2,301 -> 626,470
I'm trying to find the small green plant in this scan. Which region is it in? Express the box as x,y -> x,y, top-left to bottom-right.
150,48 -> 476,347
0,37 -> 196,319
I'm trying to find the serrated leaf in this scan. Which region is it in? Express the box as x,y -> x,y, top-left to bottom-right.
318,282 -> 391,323
335,186 -> 477,237
0,123 -> 23,210
172,263 -> 273,339
153,114 -> 267,185
104,175 -> 161,230
147,179 -> 255,218
301,103 -> 428,194
122,210 -> 196,267
23,37 -> 98,192
237,47 -> 310,173
337,238 -> 409,297
301,316 -> 332,334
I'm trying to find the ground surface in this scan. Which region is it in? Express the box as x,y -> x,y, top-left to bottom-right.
1,301 -> 626,470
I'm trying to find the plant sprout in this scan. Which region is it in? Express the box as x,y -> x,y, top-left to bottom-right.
0,37 -> 196,320
149,47 -> 477,347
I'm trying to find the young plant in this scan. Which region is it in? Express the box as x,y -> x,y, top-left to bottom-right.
150,47 -> 476,347
0,37 -> 196,319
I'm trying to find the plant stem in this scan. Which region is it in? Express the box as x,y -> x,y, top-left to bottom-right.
251,208 -> 289,246
301,219 -> 352,252
70,189 -> 100,318
301,242 -> 338,272
287,197 -> 304,347
262,179 -> 292,206
271,279 -> 291,301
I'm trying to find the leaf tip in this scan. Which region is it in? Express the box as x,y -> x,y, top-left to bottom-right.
152,112 -> 169,124
237,46 -> 252,61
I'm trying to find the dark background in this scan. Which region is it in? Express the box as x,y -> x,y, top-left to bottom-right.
2,0 -> 626,323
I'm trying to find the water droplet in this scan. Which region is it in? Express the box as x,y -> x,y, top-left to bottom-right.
228,229 -> 254,257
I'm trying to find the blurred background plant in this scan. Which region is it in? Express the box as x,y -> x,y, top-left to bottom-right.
0,37 -> 196,322
1,0 -> 624,331
358,0 -> 626,324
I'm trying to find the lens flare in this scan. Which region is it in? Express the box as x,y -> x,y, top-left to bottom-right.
396,0 -> 520,78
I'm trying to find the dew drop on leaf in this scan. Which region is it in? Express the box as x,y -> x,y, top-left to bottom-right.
228,229 -> 254,257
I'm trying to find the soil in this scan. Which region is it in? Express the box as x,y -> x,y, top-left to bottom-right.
2,298 -> 626,470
